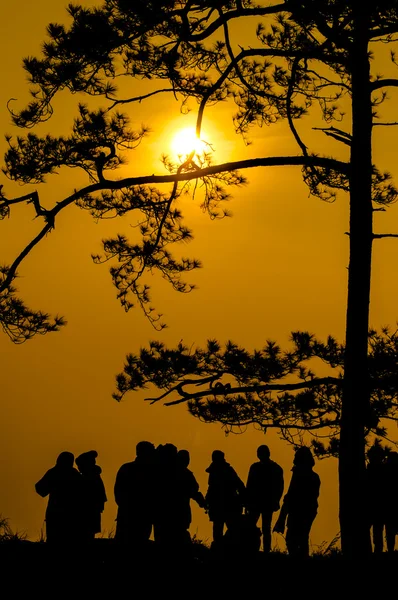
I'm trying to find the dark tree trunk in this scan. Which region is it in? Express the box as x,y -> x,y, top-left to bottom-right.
339,5 -> 373,557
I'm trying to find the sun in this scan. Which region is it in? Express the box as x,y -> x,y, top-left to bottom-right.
170,127 -> 209,159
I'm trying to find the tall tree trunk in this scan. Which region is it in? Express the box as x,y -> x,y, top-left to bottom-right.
339,5 -> 373,557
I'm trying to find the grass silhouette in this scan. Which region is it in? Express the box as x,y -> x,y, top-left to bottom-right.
0,515 -> 396,594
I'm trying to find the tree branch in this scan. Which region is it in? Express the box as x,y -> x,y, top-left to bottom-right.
106,87 -> 201,110
0,153 -> 349,294
0,222 -> 53,292
313,126 -> 352,146
144,376 -> 342,406
371,78 -> 398,91
186,4 -> 286,42
373,233 -> 398,239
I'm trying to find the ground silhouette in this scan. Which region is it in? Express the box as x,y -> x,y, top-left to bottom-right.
1,534 -> 397,596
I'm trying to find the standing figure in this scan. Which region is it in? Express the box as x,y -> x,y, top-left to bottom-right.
273,446 -> 320,558
246,444 -> 284,553
114,440 -> 156,546
205,450 -> 246,547
175,449 -> 206,541
385,451 -> 398,553
365,443 -> 387,554
152,442 -> 184,549
75,450 -> 107,542
35,451 -> 82,545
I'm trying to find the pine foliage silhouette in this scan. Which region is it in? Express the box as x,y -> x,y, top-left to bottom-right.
114,327 -> 398,457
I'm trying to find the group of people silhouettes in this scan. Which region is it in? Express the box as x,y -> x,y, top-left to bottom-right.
35,442 -> 322,558
35,450 -> 107,544
114,442 -> 206,550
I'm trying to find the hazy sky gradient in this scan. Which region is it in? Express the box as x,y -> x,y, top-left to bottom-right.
2,1 -> 398,550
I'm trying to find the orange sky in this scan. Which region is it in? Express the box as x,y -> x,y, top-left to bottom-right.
1,1 -> 398,551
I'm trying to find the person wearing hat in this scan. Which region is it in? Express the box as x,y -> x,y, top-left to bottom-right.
75,450 -> 107,542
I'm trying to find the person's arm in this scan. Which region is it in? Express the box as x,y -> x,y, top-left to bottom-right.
276,465 -> 284,507
232,468 -> 246,505
246,464 -> 255,490
245,464 -> 257,512
273,498 -> 288,533
35,469 -> 52,498
99,477 -> 107,509
273,472 -> 294,533
114,465 -> 126,507
188,472 -> 206,508
193,490 -> 207,508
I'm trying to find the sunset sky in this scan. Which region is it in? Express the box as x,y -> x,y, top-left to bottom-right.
2,1 -> 398,551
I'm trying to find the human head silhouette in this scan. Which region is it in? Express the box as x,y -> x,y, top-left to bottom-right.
293,446 -> 315,468
162,443 -> 178,464
76,450 -> 98,472
177,449 -> 190,468
212,450 -> 225,464
56,451 -> 75,469
136,441 -> 155,461
257,445 -> 270,461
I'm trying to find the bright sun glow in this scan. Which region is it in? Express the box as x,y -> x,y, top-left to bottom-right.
170,127 -> 209,158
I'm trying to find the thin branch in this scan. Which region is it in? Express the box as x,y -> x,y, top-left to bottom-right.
1,191 -> 37,206
313,126 -> 352,146
0,189 -> 53,219
152,152 -> 195,250
186,4 -> 286,43
0,221 -> 53,291
287,56 -> 308,155
196,46 -> 307,136
373,233 -> 398,239
105,87 -> 199,110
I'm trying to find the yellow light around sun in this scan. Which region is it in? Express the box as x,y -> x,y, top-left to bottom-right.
170,127 -> 209,158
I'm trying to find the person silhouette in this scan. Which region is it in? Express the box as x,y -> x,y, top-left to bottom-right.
245,444 -> 284,553
385,451 -> 398,553
114,440 -> 156,547
175,449 -> 206,542
273,446 -> 320,558
35,451 -> 82,545
152,442 -> 186,549
205,450 -> 246,548
75,450 -> 107,542
365,442 -> 387,553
